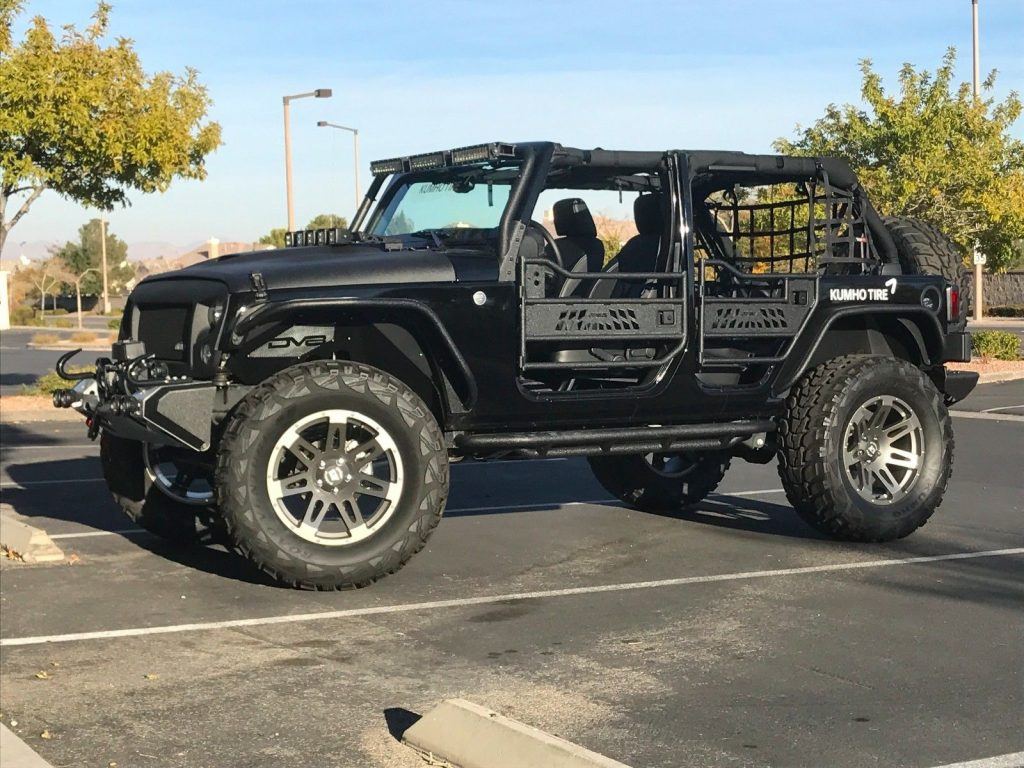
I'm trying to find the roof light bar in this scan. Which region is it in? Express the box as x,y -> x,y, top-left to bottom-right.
284,227 -> 348,248
369,142 -> 517,176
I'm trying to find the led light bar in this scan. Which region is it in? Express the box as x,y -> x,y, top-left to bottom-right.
369,142 -> 517,176
285,227 -> 348,248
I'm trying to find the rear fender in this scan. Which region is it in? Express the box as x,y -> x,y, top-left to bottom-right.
773,307 -> 944,395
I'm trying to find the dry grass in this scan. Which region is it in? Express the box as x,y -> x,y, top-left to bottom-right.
30,332 -> 60,346
69,331 -> 97,344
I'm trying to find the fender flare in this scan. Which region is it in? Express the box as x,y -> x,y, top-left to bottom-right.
773,305 -> 944,395
230,297 -> 478,410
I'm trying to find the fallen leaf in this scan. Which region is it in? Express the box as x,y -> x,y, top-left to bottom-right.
9,719 -> 17,727
66,553 -> 81,565
34,671 -> 51,680
50,661 -> 60,668
40,730 -> 53,740
143,674 -> 159,680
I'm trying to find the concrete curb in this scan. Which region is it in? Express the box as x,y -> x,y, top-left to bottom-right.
974,370 -> 1024,384
403,699 -> 631,768
25,342 -> 111,351
0,506 -> 64,563
0,724 -> 55,768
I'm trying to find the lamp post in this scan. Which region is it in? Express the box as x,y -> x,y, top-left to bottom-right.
317,121 -> 361,215
282,89 -> 333,231
99,215 -> 110,314
972,0 -> 983,322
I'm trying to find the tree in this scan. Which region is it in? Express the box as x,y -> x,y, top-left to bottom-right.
259,228 -> 287,249
54,218 -> 134,296
305,213 -> 348,230
0,2 -> 222,255
18,257 -> 67,314
774,49 -> 1024,271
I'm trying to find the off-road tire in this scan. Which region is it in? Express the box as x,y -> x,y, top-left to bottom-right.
883,216 -> 965,296
588,452 -> 730,512
101,433 -> 223,545
777,355 -> 953,541
216,361 -> 449,590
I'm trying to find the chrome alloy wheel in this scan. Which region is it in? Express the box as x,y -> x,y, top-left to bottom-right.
265,409 -> 404,545
842,395 -> 924,505
144,445 -> 215,505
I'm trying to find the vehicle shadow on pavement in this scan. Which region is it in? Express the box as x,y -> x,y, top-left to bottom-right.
0,422 -> 67,462
655,494 -> 828,541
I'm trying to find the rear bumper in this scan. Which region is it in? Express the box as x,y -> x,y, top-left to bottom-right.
943,331 -> 972,363
942,370 -> 979,405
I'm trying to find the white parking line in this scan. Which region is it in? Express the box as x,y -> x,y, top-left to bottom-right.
928,752 -> 1024,768
951,410 -> 1024,422
982,404 -> 1024,414
1,443 -> 98,450
3,547 -> 1019,647
39,489 -> 787,541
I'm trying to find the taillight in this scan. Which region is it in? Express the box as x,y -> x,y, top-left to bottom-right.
947,286 -> 959,322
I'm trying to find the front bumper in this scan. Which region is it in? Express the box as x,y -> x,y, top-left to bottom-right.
52,345 -> 215,451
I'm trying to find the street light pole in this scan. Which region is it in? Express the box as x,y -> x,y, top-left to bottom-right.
282,89 -> 333,232
317,121 -> 362,216
100,215 -> 110,315
972,0 -> 983,322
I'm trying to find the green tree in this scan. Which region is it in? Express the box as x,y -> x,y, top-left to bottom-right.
774,49 -> 1024,271
54,218 -> 134,296
0,1 -> 222,254
259,228 -> 287,248
306,213 -> 348,230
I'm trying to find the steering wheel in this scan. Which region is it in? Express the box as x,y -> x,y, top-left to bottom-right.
528,220 -> 564,271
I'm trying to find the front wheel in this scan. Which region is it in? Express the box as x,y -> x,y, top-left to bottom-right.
588,451 -> 730,512
777,355 -> 953,541
101,434 -> 223,544
216,361 -> 449,590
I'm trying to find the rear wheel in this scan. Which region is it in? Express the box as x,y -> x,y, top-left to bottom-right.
101,434 -> 222,544
216,361 -> 449,590
777,355 -> 953,541
588,451 -> 730,512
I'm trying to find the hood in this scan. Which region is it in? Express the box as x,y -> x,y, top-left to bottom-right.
141,243 -> 458,293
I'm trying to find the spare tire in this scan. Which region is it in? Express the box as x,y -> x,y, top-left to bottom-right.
882,216 -> 965,287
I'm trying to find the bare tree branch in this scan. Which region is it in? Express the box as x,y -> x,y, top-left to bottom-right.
8,183 -> 46,231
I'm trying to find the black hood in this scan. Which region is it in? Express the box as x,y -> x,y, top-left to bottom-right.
141,243 -> 458,293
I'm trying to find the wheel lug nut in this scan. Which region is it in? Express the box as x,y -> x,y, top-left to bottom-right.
319,460 -> 326,468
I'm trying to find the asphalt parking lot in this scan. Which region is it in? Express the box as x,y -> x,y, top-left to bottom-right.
1,384 -> 1022,768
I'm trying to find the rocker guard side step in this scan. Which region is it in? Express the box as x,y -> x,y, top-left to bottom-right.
455,419 -> 774,459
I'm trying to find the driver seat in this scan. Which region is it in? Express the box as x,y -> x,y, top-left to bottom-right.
552,198 -> 604,297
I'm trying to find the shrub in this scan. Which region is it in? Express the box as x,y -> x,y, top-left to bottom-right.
973,330 -> 1021,361
23,368 -> 92,396
69,331 -> 97,343
9,306 -> 35,325
30,332 -> 61,346
107,316 -> 123,330
987,305 -> 1024,318
52,318 -> 73,328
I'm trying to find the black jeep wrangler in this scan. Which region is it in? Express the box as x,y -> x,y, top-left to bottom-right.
54,142 -> 977,589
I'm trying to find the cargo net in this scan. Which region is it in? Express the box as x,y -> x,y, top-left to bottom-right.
701,178 -> 877,274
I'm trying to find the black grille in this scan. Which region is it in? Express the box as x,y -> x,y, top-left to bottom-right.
137,305 -> 190,361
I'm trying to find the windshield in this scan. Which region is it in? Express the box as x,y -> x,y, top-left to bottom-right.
370,170 -> 515,237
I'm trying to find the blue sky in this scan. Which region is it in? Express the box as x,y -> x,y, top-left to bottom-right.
7,0 -> 1024,253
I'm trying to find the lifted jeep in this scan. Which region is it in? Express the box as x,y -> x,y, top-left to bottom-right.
53,142 -> 977,589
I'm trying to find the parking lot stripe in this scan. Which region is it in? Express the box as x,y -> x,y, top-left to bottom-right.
48,528 -> 146,540
2,547 -> 1019,648
951,410 -> 1024,422
927,752 -> 1024,768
